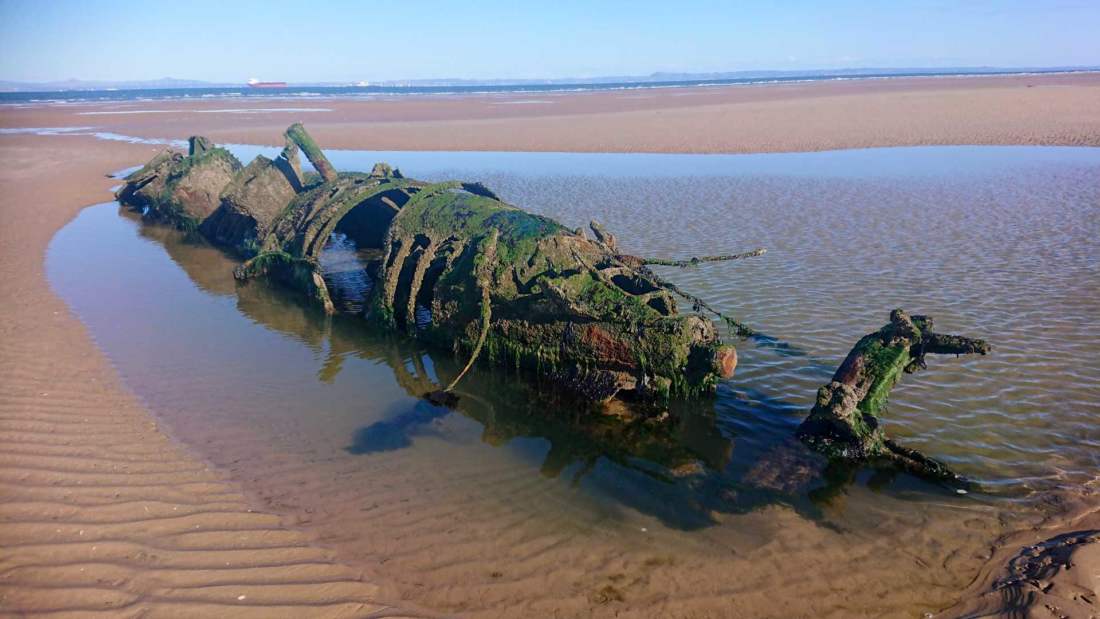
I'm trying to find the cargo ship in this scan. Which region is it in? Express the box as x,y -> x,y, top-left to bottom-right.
247,78 -> 288,89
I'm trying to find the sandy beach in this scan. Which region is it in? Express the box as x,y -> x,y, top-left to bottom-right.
2,74 -> 1099,617
3,73 -> 1099,153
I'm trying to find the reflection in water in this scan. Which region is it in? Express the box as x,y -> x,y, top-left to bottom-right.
317,231 -> 375,314
748,333 -> 808,358
236,275 -> 785,529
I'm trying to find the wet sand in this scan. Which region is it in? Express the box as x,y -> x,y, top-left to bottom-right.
946,499 -> 1100,618
2,73 -> 1099,153
0,134 -> 426,617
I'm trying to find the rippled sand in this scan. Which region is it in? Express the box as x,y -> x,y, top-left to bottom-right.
45,145 -> 1100,617
0,135 -> 425,617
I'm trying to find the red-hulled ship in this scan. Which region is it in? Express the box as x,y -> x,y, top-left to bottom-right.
247,78 -> 288,89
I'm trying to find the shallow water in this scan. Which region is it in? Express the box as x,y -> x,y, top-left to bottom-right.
48,146 -> 1100,617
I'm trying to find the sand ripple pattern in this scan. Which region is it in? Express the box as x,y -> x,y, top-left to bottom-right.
0,137 -> 426,618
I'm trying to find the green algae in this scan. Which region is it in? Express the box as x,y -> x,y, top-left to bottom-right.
286,122 -> 337,182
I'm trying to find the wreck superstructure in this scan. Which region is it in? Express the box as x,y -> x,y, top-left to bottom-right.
798,309 -> 990,482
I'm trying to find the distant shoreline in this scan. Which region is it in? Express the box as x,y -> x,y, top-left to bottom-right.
2,67 -> 1099,103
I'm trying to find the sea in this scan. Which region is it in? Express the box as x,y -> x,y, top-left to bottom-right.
3,68 -> 1095,104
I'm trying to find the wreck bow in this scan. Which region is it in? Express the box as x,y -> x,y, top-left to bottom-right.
115,124 -> 756,403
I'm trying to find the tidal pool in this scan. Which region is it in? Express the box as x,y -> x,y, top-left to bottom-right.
48,145 -> 1100,617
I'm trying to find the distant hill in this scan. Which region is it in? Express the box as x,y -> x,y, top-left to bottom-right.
368,66 -> 1099,87
0,77 -> 232,92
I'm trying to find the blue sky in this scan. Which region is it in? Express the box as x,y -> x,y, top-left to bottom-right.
1,0 -> 1097,82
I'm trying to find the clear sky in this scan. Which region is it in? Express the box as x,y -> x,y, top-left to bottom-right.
1,0 -> 1097,83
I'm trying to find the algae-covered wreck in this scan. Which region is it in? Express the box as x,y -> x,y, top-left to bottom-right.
798,309 -> 990,481
117,124 -> 748,404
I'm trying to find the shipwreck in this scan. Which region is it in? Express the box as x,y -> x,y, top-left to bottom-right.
117,124 -> 750,404
116,124 -> 991,483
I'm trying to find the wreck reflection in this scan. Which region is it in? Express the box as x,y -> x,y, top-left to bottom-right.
226,251 -> 865,529
235,279 -> 738,480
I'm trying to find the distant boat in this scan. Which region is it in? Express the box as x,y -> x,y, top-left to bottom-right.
247,78 -> 288,89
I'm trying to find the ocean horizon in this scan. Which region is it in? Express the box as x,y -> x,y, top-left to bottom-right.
3,67 -> 1096,104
